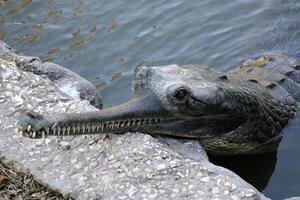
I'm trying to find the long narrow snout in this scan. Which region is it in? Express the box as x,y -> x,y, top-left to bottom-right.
17,95 -> 172,138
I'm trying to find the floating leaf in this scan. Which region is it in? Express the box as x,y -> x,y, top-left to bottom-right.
43,57 -> 55,63
135,60 -> 145,67
6,7 -> 19,16
68,35 -> 91,49
111,70 -> 122,81
107,18 -> 118,32
95,81 -> 106,89
0,18 -> 5,27
48,10 -> 62,23
12,35 -> 22,44
89,26 -> 98,33
47,48 -> 61,55
0,32 -> 7,40
21,32 -> 41,48
73,0 -> 84,15
72,27 -> 81,37
21,0 -> 32,8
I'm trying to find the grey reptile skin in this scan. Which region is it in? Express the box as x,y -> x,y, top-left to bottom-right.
17,54 -> 300,155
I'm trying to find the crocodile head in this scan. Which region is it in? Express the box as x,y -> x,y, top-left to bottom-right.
18,64 -> 294,155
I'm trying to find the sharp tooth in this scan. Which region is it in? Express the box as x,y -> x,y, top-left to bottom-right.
96,124 -> 100,132
127,121 -> 131,127
19,130 -> 23,136
72,127 -> 76,133
115,122 -> 119,128
101,124 -> 104,130
32,131 -> 36,138
77,126 -> 80,133
46,127 -> 50,135
92,125 -> 95,132
42,131 -> 45,139
57,127 -> 61,136
87,125 -> 91,132
62,127 -> 66,136
67,127 -> 70,135
82,125 -> 86,133
27,125 -> 31,132
52,126 -> 56,135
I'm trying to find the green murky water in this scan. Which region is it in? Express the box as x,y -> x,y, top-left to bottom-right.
1,1 -> 300,199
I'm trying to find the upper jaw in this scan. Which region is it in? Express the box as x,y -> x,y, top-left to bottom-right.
16,96 -> 174,138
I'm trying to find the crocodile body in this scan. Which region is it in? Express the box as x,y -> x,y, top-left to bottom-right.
18,54 -> 300,155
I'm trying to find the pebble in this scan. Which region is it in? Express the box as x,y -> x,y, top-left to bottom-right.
224,190 -> 230,195
59,141 -> 70,149
230,194 -> 241,200
155,163 -> 167,171
200,176 -> 210,182
176,172 -> 185,178
89,161 -> 98,168
211,186 -> 220,194
230,183 -> 237,191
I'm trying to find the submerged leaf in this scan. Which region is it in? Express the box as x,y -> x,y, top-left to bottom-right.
72,27 -> 81,37
68,35 -> 91,49
21,32 -> 41,48
6,7 -> 19,16
111,70 -> 122,81
89,26 -> 98,33
0,18 -> 5,27
47,48 -> 61,55
42,58 -> 55,63
95,81 -> 106,89
21,0 -> 32,8
135,60 -> 146,67
0,32 -> 7,40
107,18 -> 119,32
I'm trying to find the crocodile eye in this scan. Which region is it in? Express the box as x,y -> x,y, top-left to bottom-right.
174,88 -> 188,101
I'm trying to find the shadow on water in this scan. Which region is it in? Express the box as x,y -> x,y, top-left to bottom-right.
209,152 -> 277,192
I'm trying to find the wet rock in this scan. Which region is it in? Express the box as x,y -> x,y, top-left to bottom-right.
0,40 -> 269,200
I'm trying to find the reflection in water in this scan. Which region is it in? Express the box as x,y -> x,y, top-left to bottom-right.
209,152 -> 277,191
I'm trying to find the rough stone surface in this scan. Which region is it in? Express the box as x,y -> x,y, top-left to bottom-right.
0,40 -> 269,200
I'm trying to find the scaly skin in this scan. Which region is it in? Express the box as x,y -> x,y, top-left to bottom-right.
17,55 -> 299,155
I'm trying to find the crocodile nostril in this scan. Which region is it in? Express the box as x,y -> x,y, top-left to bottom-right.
135,66 -> 152,79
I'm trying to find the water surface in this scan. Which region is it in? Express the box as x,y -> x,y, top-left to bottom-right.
1,1 -> 300,199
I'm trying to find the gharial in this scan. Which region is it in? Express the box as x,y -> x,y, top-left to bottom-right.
17,54 -> 300,155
